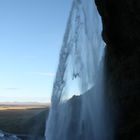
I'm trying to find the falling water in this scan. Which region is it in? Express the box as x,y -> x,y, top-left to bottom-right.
45,0 -> 113,140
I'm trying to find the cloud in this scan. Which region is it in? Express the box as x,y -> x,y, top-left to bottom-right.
24,55 -> 36,59
26,72 -> 55,77
3,88 -> 20,91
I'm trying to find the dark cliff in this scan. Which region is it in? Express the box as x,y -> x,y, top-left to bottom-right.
95,0 -> 140,140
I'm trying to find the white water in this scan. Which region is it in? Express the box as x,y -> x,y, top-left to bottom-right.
45,0 -> 113,140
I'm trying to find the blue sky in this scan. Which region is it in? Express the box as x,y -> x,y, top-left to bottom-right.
0,0 -> 72,103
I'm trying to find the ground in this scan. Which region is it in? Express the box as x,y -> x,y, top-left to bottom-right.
0,104 -> 49,139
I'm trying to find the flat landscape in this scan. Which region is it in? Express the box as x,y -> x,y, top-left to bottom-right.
0,104 -> 48,110
0,103 -> 49,138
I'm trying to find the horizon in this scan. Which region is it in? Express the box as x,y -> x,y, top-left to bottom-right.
0,101 -> 49,104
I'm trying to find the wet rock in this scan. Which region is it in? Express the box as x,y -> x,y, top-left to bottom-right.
0,130 -> 21,140
95,0 -> 140,139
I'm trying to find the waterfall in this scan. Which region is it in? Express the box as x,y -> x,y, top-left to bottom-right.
45,0 -> 113,140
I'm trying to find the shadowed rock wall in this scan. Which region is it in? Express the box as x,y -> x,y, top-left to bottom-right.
95,0 -> 140,139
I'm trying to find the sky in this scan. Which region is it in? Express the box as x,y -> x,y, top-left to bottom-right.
0,0 -> 72,103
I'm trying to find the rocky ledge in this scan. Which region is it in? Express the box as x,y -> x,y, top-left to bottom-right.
0,130 -> 21,140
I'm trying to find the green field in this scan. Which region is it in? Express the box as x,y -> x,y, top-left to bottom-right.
0,105 -> 49,139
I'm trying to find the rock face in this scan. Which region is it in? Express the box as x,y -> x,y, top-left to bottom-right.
0,130 -> 21,140
95,0 -> 140,140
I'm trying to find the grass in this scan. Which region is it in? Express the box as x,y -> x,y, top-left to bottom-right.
0,105 -> 49,138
